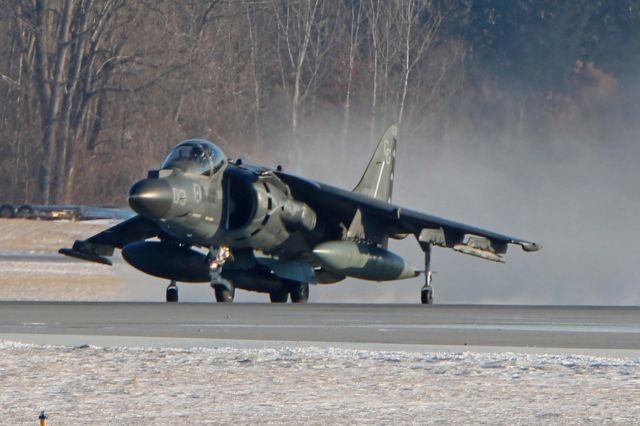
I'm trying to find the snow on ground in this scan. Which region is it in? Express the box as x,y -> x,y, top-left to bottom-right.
0,342 -> 638,425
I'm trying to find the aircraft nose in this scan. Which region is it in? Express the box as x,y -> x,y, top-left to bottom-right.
128,178 -> 173,219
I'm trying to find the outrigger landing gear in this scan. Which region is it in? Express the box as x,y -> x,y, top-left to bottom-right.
421,271 -> 433,305
420,243 -> 434,305
166,280 -> 178,302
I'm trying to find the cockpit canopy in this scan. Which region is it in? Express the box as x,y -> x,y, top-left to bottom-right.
161,139 -> 227,176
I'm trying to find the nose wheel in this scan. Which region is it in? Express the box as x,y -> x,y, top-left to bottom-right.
166,280 -> 178,302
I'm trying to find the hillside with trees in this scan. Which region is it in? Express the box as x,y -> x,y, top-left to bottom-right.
1,0 -> 638,205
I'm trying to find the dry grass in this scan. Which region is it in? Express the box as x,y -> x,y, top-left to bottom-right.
0,219 -> 123,300
0,219 -> 109,252
0,277 -> 122,300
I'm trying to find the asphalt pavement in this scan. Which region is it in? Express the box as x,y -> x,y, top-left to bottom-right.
0,302 -> 638,354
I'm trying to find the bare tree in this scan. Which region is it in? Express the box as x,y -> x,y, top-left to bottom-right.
246,1 -> 265,146
396,0 -> 443,125
340,0 -> 364,146
1,1 -> 633,206
270,0 -> 322,167
365,0 -> 381,141
3,0 -> 145,203
365,0 -> 403,132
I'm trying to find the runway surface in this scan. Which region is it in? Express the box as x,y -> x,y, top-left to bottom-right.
0,302 -> 638,353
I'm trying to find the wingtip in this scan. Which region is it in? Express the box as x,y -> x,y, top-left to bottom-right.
59,247 -> 113,265
520,242 -> 542,252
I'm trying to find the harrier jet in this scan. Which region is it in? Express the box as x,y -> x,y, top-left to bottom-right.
60,125 -> 540,303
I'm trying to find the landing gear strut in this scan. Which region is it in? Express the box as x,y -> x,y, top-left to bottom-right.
421,271 -> 433,304
166,280 -> 178,302
420,243 -> 434,305
208,246 -> 234,303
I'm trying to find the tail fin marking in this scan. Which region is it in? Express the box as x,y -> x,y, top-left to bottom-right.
353,124 -> 398,203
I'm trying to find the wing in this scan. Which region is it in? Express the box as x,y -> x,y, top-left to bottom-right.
59,215 -> 162,265
276,172 -> 541,263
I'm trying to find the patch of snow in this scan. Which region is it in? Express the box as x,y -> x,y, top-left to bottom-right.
0,342 -> 638,424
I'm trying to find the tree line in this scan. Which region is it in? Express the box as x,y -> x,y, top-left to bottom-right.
0,0 -> 638,205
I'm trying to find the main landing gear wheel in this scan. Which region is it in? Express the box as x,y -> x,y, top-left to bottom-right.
288,281 -> 309,304
269,290 -> 289,303
214,285 -> 235,303
166,281 -> 178,302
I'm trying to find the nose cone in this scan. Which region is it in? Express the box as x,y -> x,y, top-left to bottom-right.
128,179 -> 173,219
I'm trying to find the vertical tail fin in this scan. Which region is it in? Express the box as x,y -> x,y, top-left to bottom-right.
353,124 -> 397,203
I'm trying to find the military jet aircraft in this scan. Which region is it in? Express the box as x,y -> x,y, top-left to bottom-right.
60,125 -> 540,304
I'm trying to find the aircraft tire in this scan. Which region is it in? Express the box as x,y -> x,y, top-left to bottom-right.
166,284 -> 178,302
421,286 -> 433,305
288,281 -> 309,303
215,286 -> 234,303
269,290 -> 288,303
